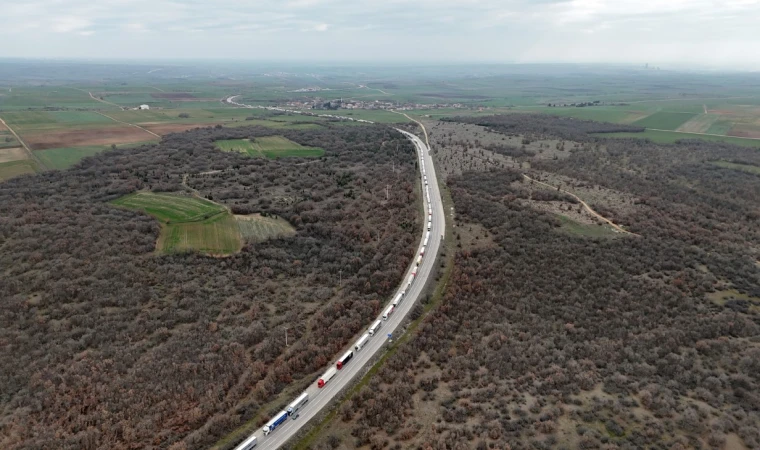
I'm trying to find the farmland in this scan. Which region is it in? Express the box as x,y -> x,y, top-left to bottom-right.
161,213 -> 242,255
0,160 -> 37,182
216,136 -> 324,158
110,192 -> 300,255
632,111 -> 697,130
112,192 -> 226,224
236,213 -> 297,243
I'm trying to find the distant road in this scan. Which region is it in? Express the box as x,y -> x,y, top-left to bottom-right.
0,115 -> 43,168
225,109 -> 445,450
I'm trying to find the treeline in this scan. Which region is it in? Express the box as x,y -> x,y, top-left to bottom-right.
444,113 -> 644,142
0,124 -> 419,449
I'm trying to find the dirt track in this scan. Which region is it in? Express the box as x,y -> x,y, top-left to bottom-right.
523,174 -> 638,236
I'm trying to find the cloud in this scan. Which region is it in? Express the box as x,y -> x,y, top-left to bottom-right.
52,16 -> 91,33
0,0 -> 758,68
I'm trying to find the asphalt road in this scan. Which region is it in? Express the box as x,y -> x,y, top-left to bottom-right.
231,128 -> 445,450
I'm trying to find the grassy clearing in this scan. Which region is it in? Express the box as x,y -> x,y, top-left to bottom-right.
0,160 -> 38,182
633,111 -> 698,130
112,192 -> 226,223
236,214 -> 296,242
35,146 -> 109,170
706,289 -> 760,313
216,136 -> 324,158
112,192 -> 245,255
603,129 -> 760,148
215,139 -> 256,155
161,213 -> 242,255
556,214 -> 620,238
712,161 -> 760,175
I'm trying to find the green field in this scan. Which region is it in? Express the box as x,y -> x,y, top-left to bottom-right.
112,192 -> 245,255
216,136 -> 324,158
556,215 -> 620,238
0,160 -> 38,182
35,146 -> 110,170
633,111 -> 698,130
112,192 -> 226,223
236,214 -> 296,242
712,161 -> 760,175
162,213 -> 242,255
604,129 -> 760,148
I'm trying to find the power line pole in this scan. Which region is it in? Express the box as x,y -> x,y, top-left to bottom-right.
339,269 -> 342,288
285,327 -> 289,347
385,185 -> 390,200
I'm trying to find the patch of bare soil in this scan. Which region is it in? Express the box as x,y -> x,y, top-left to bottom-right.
677,114 -> 718,133
0,147 -> 28,163
24,126 -> 156,150
727,127 -> 760,139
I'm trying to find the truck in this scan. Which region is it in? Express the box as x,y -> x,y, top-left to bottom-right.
354,332 -> 370,351
262,410 -> 288,435
382,304 -> 395,321
233,435 -> 257,450
368,319 -> 382,336
416,255 -> 423,265
336,350 -> 354,369
424,237 -> 429,247
427,221 -> 432,231
392,292 -> 403,307
318,367 -> 337,388
287,392 -> 309,416
420,246 -> 425,256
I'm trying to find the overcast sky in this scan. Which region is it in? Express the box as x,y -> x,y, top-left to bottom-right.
4,0 -> 760,68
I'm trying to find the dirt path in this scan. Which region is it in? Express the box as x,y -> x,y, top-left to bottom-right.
523,174 -> 638,236
646,127 -> 760,140
70,87 -> 125,110
181,173 -> 231,213
0,115 -> 45,169
94,111 -> 160,138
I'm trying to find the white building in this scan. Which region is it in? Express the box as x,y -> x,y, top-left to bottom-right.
139,104 -> 150,110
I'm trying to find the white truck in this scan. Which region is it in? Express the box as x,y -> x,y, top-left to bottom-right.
392,292 -> 403,307
233,435 -> 257,450
368,319 -> 383,336
354,332 -> 370,351
287,392 -> 309,416
382,304 -> 395,321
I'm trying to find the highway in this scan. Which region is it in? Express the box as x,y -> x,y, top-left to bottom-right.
231,128 -> 445,450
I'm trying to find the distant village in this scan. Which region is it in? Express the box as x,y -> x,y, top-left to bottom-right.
284,98 -> 481,112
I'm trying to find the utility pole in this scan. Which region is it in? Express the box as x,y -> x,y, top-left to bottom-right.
285,327 -> 289,346
385,185 -> 390,200
339,270 -> 342,288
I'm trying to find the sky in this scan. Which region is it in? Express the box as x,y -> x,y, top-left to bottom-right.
4,0 -> 760,68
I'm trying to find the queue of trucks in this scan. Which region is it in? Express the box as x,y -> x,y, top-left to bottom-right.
235,132 -> 435,448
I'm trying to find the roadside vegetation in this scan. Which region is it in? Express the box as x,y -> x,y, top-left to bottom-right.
307,114 -> 760,450
0,124 -> 421,450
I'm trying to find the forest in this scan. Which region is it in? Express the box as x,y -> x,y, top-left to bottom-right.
0,124 -> 420,449
308,115 -> 760,449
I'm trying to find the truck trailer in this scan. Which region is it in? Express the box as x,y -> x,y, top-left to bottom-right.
233,435 -> 257,450
262,410 -> 288,435
368,319 -> 383,336
382,304 -> 395,321
336,350 -> 354,369
287,392 -> 309,416
416,255 -> 423,265
392,292 -> 403,307
354,333 -> 370,351
318,367 -> 338,388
